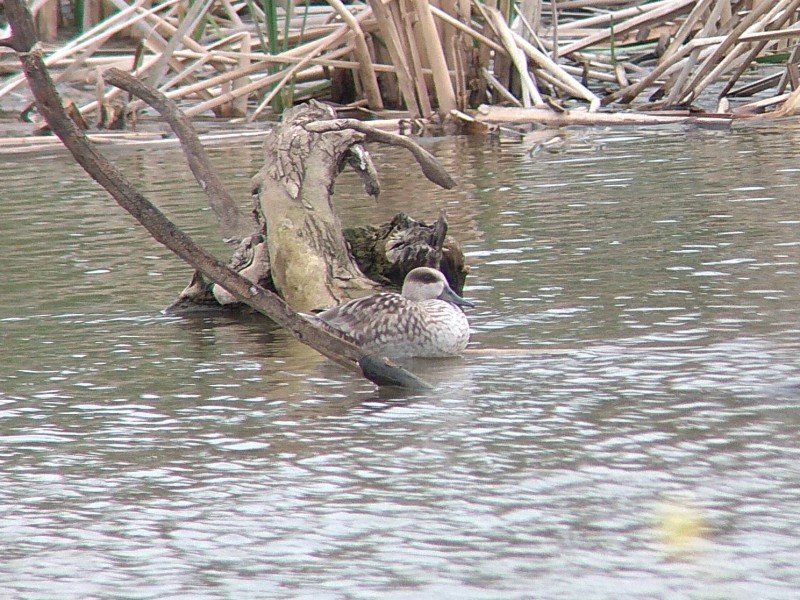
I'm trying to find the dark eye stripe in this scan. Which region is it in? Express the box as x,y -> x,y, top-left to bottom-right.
413,271 -> 440,284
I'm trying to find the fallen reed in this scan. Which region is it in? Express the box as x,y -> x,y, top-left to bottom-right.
3,0 -> 800,127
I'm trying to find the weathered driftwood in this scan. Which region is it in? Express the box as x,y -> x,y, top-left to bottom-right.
248,101 -> 380,312
175,209 -> 469,313
471,104 -> 735,128
344,211 -> 468,296
171,103 -> 462,313
1,0 -> 434,391
103,67 -> 257,242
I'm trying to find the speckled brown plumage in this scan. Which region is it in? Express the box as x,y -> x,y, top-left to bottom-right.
312,267 -> 473,358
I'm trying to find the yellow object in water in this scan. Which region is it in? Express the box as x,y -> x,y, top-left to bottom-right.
654,498 -> 709,555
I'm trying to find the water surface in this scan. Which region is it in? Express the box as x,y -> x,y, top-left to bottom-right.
1,123 -> 799,599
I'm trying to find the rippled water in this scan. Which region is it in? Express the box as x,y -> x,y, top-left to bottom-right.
1,123 -> 800,599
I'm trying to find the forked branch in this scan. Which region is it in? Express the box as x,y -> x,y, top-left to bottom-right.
1,0 -> 431,391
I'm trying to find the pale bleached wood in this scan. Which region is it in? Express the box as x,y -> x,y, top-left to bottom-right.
677,0 -> 797,104
555,0 -> 696,57
369,0 -> 422,116
487,7 -> 542,107
326,0 -> 383,109
416,0 -> 457,114
473,104 -> 733,127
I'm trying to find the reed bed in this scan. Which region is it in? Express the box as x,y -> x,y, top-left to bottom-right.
3,0 -> 800,126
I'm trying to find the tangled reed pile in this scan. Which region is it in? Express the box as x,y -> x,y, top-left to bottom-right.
2,0 -> 800,126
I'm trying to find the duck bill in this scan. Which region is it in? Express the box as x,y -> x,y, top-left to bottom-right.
439,285 -> 475,308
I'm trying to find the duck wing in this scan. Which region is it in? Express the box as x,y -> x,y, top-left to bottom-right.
314,293 -> 415,348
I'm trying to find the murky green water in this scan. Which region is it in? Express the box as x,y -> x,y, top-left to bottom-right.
1,123 -> 799,598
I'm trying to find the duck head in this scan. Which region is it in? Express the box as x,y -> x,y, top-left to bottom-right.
401,267 -> 475,308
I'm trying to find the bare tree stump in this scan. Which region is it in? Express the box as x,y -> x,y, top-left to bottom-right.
250,101 -> 379,312
171,101 -> 463,314
345,211 -> 468,295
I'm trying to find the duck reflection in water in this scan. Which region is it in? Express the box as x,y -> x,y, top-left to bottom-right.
310,267 -> 473,359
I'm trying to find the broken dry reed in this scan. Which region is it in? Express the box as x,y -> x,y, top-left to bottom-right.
5,0 -> 800,126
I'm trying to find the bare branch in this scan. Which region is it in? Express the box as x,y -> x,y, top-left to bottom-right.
2,0 -> 431,391
305,119 -> 456,190
103,67 -> 258,243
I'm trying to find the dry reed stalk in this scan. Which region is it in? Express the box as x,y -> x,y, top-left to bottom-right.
777,44 -> 800,93
470,0 -> 599,107
51,37 -> 110,87
662,0 -> 726,106
685,0 -> 800,100
172,48 -> 419,75
559,62 -> 620,84
32,0 -> 58,42
397,0 -> 434,116
0,0 -> 177,100
415,0 -> 458,114
608,21 -> 800,105
114,12 -> 359,118
218,0 -> 245,28
481,67 -> 523,105
183,20 -> 366,118
368,0 -> 422,116
449,32 -> 468,110
183,64 -> 320,119
85,0 -> 218,110
756,83 -> 800,118
513,3 -> 550,55
554,0 -> 683,33
440,0 -> 471,110
549,0 -> 558,61
231,33 -> 251,117
146,0 -> 215,89
735,92 -> 791,113
718,0 -> 800,98
159,53 -> 214,94
557,0 -> 638,8
247,44 -> 355,121
555,0 -> 695,57
518,0 -> 543,33
429,4 -> 504,52
660,0 -> 717,62
487,7 -> 542,106
438,0 -> 458,80
676,0 -> 796,104
511,30 -> 600,109
78,53 -> 163,117
326,0 -> 383,109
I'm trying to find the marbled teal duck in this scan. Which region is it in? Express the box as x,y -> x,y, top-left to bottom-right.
313,267 -> 473,358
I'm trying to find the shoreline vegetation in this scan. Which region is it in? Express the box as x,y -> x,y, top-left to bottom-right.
2,0 -> 800,148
